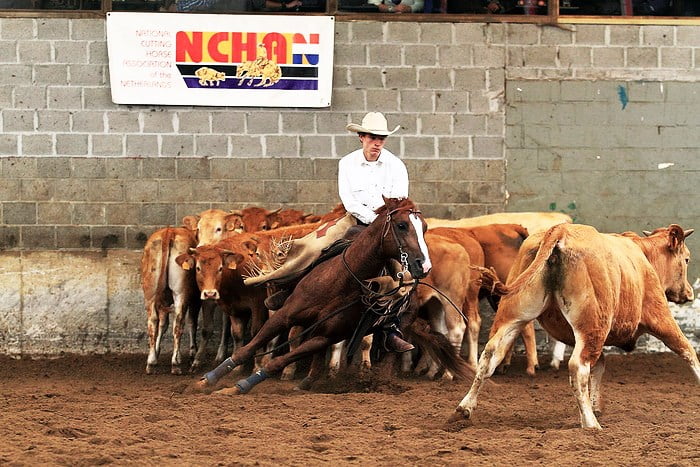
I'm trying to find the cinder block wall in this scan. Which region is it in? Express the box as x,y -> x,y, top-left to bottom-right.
0,18 -> 698,355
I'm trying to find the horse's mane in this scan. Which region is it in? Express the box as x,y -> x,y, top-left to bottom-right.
374,197 -> 416,216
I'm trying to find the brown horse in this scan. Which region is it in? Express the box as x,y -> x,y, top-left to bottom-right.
197,197 -> 471,394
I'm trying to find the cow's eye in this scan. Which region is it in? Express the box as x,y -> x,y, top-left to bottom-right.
397,222 -> 408,231
196,266 -> 201,272
685,258 -> 690,264
216,227 -> 222,232
218,266 -> 223,272
261,225 -> 269,231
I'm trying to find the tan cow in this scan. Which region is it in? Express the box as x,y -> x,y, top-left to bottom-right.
141,227 -> 200,375
183,209 -> 243,247
426,211 -> 572,235
451,223 -> 699,429
195,66 -> 226,86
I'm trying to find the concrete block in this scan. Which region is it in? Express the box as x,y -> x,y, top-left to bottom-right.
21,226 -> 56,248
405,45 -> 438,67
211,112 -> 246,134
453,114 -> 486,136
83,88 -> 117,110
72,157 -> 106,179
4,202 -> 36,224
350,22 -> 384,43
627,47 -> 659,68
401,136 -> 435,159
0,64 -> 32,86
677,27 -> 700,46
38,201 -> 71,224
420,113 -> 452,135
263,180 -> 297,204
37,157 -> 71,178
22,135 -> 53,156
226,180 -> 263,204
334,43 -> 367,66
72,111 -> 105,133
349,66 -> 384,88
106,204 -> 140,225
559,46 -> 593,68
523,46 -> 558,67
0,40 -> 17,63
18,40 -> 51,63
71,19 -> 105,40
2,110 -> 35,132
401,90 -> 434,113
34,64 -> 68,85
72,203 -> 105,225
266,136 -> 299,158
574,25 -> 606,45
280,158 -> 314,179
158,180 -> 194,203
88,42 -> 108,65
177,111 -> 211,134
454,68 -> 486,91
142,158 -> 177,181
0,135 -> 19,156
48,86 -> 82,110
176,157 -> 210,180
91,135 -> 123,156
0,226 -> 19,249
641,26 -> 674,46
55,226 -> 92,248
37,110 -> 71,132
55,180 -> 89,202
124,180 -> 159,204
125,135 -> 158,158
369,45 -> 402,67
246,158 -> 280,180
54,40 -> 88,64
105,158 -> 140,180
279,111 -> 315,134
210,158 -> 246,180
139,203 -> 176,226
452,159 -> 504,182
365,89 -> 400,112
660,47 -> 692,68
437,136 -> 470,158
439,45 -> 471,68
610,26 -> 640,46
473,136 -> 504,159
435,90 -> 469,112
418,67 -> 452,90
471,181 -> 505,203
592,47 -> 625,68
246,112 -> 280,134
162,135 -> 194,157
330,88 -> 366,112
386,22 -> 420,43
15,86 -> 47,110
316,113 -> 350,134
437,181 -> 471,203
142,111 -> 175,133
420,23 -> 451,45
486,114 -> 505,136
230,136 -> 263,157
107,111 -> 140,133
0,18 -> 35,40
299,136 -> 333,159
506,24 -> 539,45
384,67 -> 418,89
454,23 -> 486,45
473,45 -> 505,68
88,180 -> 125,202
297,179 -> 336,203
0,178 -> 20,201
195,135 -> 229,158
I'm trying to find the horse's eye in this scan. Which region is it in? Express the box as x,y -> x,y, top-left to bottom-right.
397,222 -> 408,231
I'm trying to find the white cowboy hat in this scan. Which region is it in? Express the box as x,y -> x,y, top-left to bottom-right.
346,112 -> 400,136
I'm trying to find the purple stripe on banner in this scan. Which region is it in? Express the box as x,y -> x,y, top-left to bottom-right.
182,77 -> 318,91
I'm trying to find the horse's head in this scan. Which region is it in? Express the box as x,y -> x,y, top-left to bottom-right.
377,197 -> 432,279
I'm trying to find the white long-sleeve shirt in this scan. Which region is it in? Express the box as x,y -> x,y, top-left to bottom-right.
338,148 -> 409,225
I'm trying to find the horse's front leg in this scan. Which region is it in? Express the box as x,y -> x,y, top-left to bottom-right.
216,335 -> 331,395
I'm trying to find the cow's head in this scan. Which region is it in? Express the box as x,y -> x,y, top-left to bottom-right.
642,224 -> 694,304
175,240 -> 257,301
240,206 -> 282,232
190,209 -> 243,246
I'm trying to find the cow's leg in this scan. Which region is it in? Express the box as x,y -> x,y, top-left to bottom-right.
328,340 -> 344,378
190,301 -> 216,373
401,349 -> 414,374
589,353 -> 606,416
216,335 -> 331,395
359,335 -> 373,372
567,331 -> 604,429
145,299 -> 159,374
170,295 -> 188,375
520,322 -> 540,376
281,325 -> 303,381
186,302 -> 199,363
645,311 -> 700,383
550,340 -> 567,370
155,306 -> 169,361
215,308 -> 231,364
451,318 -> 527,421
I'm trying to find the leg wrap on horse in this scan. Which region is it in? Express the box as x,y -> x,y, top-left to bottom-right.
202,357 -> 238,385
235,369 -> 269,394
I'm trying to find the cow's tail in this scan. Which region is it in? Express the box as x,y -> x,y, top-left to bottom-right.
406,318 -> 474,381
505,224 -> 567,296
471,265 -> 508,297
151,228 -> 174,307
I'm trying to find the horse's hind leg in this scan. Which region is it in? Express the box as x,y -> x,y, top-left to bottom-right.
297,351 -> 326,390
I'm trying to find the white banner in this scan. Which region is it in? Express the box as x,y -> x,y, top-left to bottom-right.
106,12 -> 334,107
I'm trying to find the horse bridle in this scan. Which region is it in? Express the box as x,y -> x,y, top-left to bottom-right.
382,207 -> 423,277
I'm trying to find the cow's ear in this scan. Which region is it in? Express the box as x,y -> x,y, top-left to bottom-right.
668,224 -> 685,250
242,240 -> 257,257
225,214 -> 243,232
182,215 -> 199,232
175,254 -> 195,271
304,214 -> 321,223
223,252 -> 244,270
269,221 -> 280,230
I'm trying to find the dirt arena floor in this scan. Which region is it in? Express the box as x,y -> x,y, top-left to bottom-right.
0,352 -> 698,466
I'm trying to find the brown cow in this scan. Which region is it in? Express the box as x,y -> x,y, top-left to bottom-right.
451,223 -> 699,429
270,209 -> 322,228
176,233 -> 270,372
238,206 -> 282,232
141,227 -> 200,375
183,209 -> 243,247
426,211 -> 572,235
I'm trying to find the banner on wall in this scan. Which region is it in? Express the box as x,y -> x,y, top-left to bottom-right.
106,12 -> 334,107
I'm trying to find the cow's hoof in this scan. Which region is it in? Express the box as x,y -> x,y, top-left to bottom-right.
328,367 -> 340,379
280,369 -> 296,381
295,377 -> 313,391
145,364 -> 157,375
497,364 -> 509,375
195,377 -> 210,390
171,366 -> 183,376
213,386 -> 241,396
447,407 -> 471,423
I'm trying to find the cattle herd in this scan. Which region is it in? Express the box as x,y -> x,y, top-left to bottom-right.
140,202 -> 700,430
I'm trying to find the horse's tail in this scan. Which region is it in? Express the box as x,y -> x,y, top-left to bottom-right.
406,317 -> 474,380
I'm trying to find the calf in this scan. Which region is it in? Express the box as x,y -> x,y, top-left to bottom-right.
451,223 -> 699,429
176,234 -> 270,372
141,227 -> 200,374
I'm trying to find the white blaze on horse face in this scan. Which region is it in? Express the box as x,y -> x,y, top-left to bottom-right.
409,213 -> 432,274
